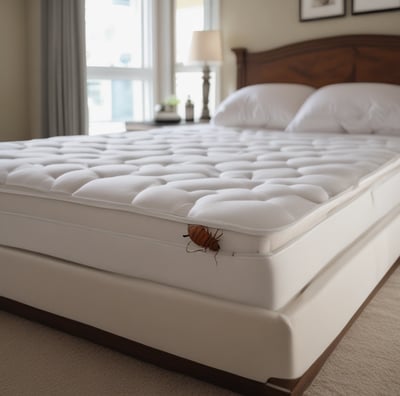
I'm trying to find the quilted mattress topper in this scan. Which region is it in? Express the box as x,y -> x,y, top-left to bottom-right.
1,125 -> 400,236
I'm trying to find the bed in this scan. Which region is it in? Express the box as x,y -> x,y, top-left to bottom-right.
1,34 -> 400,395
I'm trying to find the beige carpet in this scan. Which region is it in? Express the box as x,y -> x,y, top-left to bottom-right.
1,267 -> 399,396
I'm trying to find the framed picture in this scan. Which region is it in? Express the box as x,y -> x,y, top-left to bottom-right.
300,0 -> 346,21
352,0 -> 400,15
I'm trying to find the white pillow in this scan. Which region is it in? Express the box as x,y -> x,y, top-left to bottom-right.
211,83 -> 315,130
286,83 -> 400,135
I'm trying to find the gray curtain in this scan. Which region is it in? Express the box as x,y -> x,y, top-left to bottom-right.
41,0 -> 88,136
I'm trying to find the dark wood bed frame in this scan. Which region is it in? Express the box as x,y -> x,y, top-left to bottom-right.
1,34 -> 400,395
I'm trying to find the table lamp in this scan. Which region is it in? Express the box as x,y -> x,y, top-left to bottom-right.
188,30 -> 222,121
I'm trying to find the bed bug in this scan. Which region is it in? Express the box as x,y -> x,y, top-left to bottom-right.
183,224 -> 223,260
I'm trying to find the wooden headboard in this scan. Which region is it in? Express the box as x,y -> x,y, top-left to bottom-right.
232,35 -> 400,89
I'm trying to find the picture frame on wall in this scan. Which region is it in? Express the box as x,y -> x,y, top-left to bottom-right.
300,0 -> 346,21
352,0 -> 400,15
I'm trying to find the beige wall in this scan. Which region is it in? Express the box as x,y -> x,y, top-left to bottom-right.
0,0 -> 29,141
220,0 -> 400,98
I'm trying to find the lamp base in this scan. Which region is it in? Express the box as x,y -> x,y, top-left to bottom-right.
200,114 -> 211,122
201,64 -> 211,122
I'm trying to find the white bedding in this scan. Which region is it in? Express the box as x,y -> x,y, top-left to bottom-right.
1,124 -> 400,309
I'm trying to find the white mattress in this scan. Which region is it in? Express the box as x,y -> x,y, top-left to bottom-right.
1,125 -> 400,309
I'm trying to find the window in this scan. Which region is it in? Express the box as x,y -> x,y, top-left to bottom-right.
175,0 -> 220,119
113,0 -> 131,5
86,0 -> 152,134
85,0 -> 219,134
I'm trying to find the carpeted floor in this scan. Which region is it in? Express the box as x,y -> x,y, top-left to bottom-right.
1,266 -> 399,396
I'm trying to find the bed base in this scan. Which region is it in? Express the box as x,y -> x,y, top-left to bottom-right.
1,204 -> 400,394
1,257 -> 398,396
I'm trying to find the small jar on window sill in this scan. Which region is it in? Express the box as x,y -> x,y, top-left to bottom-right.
185,96 -> 194,122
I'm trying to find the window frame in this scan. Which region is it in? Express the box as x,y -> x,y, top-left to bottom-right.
86,0 -> 155,129
86,0 -> 220,133
174,0 -> 221,117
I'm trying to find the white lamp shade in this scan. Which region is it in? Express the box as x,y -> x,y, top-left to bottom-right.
188,30 -> 223,63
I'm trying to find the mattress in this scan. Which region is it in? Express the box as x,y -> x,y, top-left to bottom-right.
1,125 -> 400,310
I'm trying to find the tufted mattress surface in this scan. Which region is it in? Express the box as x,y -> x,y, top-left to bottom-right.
1,125 -> 400,309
